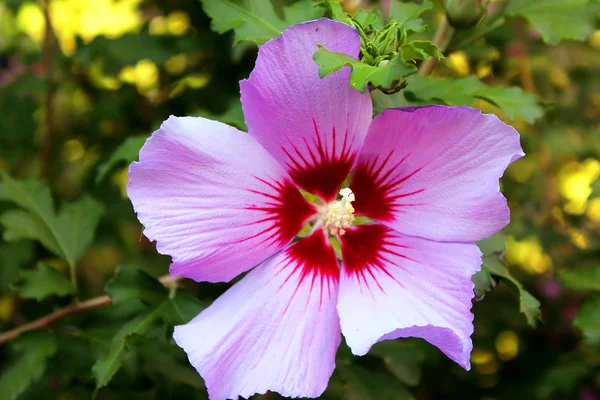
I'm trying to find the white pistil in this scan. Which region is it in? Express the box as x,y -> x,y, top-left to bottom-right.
323,188 -> 355,236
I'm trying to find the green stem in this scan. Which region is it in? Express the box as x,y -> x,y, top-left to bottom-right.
69,262 -> 78,294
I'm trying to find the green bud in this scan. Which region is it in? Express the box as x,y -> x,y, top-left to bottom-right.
444,0 -> 489,29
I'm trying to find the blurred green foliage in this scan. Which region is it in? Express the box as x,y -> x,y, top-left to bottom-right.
0,0 -> 600,399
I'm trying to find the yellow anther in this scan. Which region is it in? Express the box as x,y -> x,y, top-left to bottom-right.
323,188 -> 355,236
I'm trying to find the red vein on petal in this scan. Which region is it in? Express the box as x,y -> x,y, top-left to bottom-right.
242,178 -> 316,247
341,224 -> 413,295
277,231 -> 340,310
351,150 -> 425,221
281,118 -> 357,202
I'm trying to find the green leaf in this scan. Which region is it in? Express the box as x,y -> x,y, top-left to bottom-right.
400,40 -> 443,61
477,233 -> 506,256
0,241 -> 34,292
313,47 -> 416,93
200,0 -> 324,45
472,269 -> 497,301
195,99 -> 247,131
475,86 -> 545,124
404,75 -> 544,123
337,363 -> 414,400
0,332 -> 58,400
105,266 -> 168,305
162,294 -> 206,326
92,302 -> 170,388
12,263 -> 75,301
559,265 -> 600,291
91,294 -> 203,389
370,340 -> 425,386
0,174 -> 104,267
96,135 -> 147,183
506,0 -> 595,44
482,256 -> 542,327
389,0 -> 432,32
573,296 -> 600,345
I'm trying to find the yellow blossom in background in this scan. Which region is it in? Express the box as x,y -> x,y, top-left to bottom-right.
505,235 -> 553,275
590,29 -> 600,49
587,198 -> 600,221
16,0 -> 142,55
119,59 -> 159,93
496,331 -> 519,361
149,16 -> 168,35
167,11 -> 190,36
558,158 -> 600,215
445,51 -> 470,76
165,54 -> 188,75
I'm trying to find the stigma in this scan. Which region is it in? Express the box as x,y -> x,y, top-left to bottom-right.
323,188 -> 355,236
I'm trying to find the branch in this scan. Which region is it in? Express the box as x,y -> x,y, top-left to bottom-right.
418,16 -> 452,76
0,274 -> 179,345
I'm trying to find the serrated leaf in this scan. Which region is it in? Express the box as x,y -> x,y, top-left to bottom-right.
475,86 -> 545,123
506,0 -> 595,44
389,0 -> 432,32
313,47 -> 416,93
573,296 -> 600,345
370,340 -> 425,386
96,135 -> 147,183
401,40 -> 443,61
201,0 -> 324,45
559,265 -> 600,291
477,233 -> 506,256
482,256 -> 542,327
404,75 -> 544,123
472,269 -> 497,301
105,266 -> 167,305
12,263 -> 75,301
92,302 -> 169,388
0,174 -> 104,267
0,332 -> 58,400
92,293 -> 203,389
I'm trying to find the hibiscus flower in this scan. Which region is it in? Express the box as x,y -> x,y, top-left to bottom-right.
127,19 -> 523,400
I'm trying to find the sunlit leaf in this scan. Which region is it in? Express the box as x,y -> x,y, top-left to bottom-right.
0,174 -> 104,267
482,256 -> 542,327
472,269 -> 497,301
477,233 -> 506,256
313,47 -> 416,93
389,0 -> 432,32
404,75 -> 544,123
560,265 -> 600,291
573,296 -> 600,345
96,135 -> 147,183
12,263 -> 75,301
105,266 -> 167,305
201,0 -> 324,45
0,332 -> 58,400
506,0 -> 596,44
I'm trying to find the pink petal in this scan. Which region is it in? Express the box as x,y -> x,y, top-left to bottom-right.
127,116 -> 316,283
173,231 -> 341,400
337,224 -> 481,370
241,19 -> 373,202
351,106 -> 524,242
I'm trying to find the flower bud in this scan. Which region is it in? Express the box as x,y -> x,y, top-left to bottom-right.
444,0 -> 489,30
